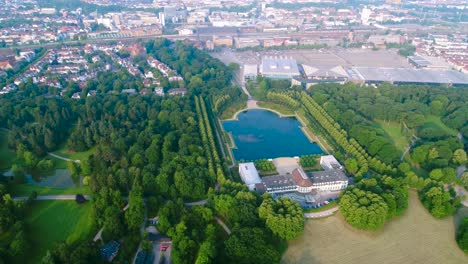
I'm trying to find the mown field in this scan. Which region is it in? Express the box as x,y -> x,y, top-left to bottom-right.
26,200 -> 94,263
282,191 -> 468,264
376,120 -> 410,153
12,184 -> 90,196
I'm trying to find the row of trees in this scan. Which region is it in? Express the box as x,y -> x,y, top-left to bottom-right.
266,91 -> 300,110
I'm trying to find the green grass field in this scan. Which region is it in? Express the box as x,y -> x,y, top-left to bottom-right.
423,116 -> 458,136
26,200 -> 94,263
52,146 -> 95,161
220,101 -> 247,120
11,184 -> 91,196
0,130 -> 16,171
282,191 -> 468,264
375,120 -> 410,153
256,101 -> 295,116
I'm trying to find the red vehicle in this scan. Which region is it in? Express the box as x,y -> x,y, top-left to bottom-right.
160,244 -> 169,251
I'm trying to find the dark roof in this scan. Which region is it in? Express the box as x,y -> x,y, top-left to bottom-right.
100,241 -> 120,261
291,168 -> 312,187
309,169 -> 348,184
261,175 -> 296,189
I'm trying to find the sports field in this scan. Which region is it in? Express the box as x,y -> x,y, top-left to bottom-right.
282,191 -> 468,264
26,200 -> 94,263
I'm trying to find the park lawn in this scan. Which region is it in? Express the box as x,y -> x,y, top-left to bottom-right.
257,101 -> 295,116
375,120 -> 410,153
283,191 -> 468,264
26,200 -> 94,263
423,115 -> 458,136
11,184 -> 91,196
0,130 -> 16,171
220,101 -> 246,120
53,146 -> 95,161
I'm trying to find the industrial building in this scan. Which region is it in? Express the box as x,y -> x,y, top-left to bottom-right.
292,64 -> 348,87
243,64 -> 258,81
350,67 -> 468,86
260,56 -> 300,79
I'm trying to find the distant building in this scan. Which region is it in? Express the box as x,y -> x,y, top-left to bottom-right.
239,162 -> 262,191
260,56 -> 300,79
167,88 -> 187,96
213,36 -> 233,47
320,155 -> 344,171
154,87 -> 164,96
122,89 -> 137,94
71,92 -> 81,99
243,64 -> 258,81
293,64 -> 348,87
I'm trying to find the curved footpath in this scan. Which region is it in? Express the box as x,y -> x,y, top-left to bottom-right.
224,99 -> 294,121
47,152 -> 81,163
304,206 -> 339,219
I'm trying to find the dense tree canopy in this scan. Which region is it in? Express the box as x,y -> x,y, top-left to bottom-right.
259,195 -> 305,240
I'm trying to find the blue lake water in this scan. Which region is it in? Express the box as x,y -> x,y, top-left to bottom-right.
223,109 -> 323,161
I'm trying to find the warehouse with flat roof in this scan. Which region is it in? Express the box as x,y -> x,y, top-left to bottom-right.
350,67 -> 468,86
260,56 -> 300,79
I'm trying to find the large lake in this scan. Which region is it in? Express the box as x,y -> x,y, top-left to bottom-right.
223,109 -> 323,161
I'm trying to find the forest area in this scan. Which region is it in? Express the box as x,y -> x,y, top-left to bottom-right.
0,39 -> 305,264
258,84 -> 466,234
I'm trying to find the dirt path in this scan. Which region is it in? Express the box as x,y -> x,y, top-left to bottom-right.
184,199 -> 208,206
47,152 -> 81,163
304,206 -> 339,219
215,216 -> 231,235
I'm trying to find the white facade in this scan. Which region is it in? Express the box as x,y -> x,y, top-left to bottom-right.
320,155 -> 343,171
239,163 -> 262,191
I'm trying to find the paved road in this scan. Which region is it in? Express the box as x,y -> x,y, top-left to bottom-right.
13,194 -> 90,201
215,217 -> 231,235
184,199 -> 208,206
304,206 -> 339,219
47,152 -> 81,163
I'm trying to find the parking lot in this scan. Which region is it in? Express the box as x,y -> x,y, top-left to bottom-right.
210,47 -> 412,68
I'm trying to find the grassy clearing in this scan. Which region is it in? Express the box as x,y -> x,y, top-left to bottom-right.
283,191 -> 468,264
220,101 -> 247,120
423,116 -> 458,136
0,130 -> 16,171
375,120 -> 410,153
53,146 -> 95,161
11,184 -> 91,196
257,101 -> 295,116
26,200 -> 94,263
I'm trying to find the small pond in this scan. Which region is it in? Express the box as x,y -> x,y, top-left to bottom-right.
223,109 -> 323,161
3,169 -> 82,188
